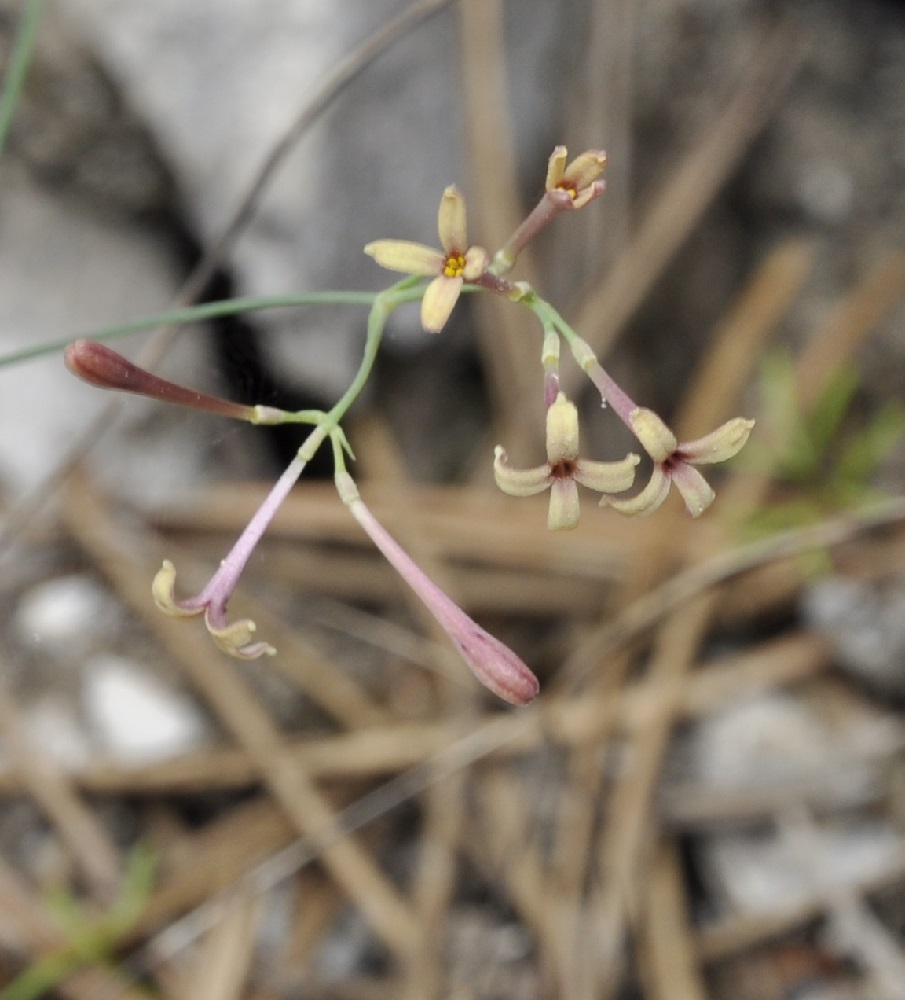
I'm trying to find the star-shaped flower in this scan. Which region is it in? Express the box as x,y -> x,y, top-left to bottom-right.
493,393 -> 639,530
545,146 -> 607,209
606,408 -> 755,517
364,185 -> 489,333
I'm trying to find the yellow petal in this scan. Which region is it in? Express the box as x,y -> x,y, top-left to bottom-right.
364,239 -> 443,276
680,417 -> 756,465
152,560 -> 201,618
462,245 -> 489,280
571,179 -> 606,209
545,393 -> 580,464
493,446 -> 553,496
548,477 -> 580,530
421,274 -> 462,333
604,466 -> 671,516
562,150 -> 607,190
671,462 -> 716,517
205,611 -> 276,660
438,185 -> 467,253
545,145 -> 568,191
574,452 -> 639,494
629,407 -> 678,463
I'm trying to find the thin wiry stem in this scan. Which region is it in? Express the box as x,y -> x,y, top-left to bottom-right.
0,291 -> 379,371
0,0 -> 46,161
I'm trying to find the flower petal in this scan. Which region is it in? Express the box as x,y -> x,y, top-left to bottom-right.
152,560 -> 204,618
493,446 -> 553,496
364,239 -> 444,276
571,179 -> 606,209
562,150 -> 607,191
629,407 -> 678,463
421,274 -> 462,333
574,453 -> 639,494
679,417 -> 756,465
548,477 -> 580,530
204,610 -> 275,660
545,145 -> 568,191
546,393 -> 580,464
462,245 -> 489,280
438,185 -> 467,253
670,461 -> 716,518
604,465 -> 671,516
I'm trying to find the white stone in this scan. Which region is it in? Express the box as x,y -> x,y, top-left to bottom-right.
15,574 -> 116,654
83,655 -> 207,763
688,693 -> 833,790
702,819 -> 904,917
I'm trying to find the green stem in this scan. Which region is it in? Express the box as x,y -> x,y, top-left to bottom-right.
321,276 -> 424,436
331,430 -> 350,476
295,277 -> 425,472
523,293 -> 640,427
0,290 -> 383,370
0,0 -> 46,162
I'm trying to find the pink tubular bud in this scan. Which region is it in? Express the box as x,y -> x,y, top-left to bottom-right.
337,473 -> 539,705
64,340 -> 261,422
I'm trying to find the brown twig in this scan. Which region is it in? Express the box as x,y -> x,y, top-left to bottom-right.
60,471 -> 421,961
458,0 -> 543,464
562,16 -> 806,394
638,840 -> 707,1000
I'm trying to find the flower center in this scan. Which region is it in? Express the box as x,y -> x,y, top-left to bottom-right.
443,253 -> 467,278
556,181 -> 578,200
550,460 -> 576,479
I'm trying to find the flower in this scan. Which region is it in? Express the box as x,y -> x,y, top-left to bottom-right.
335,472 -> 539,705
492,147 -> 608,274
153,559 -> 275,660
545,146 -> 607,209
152,448 -> 313,658
606,408 -> 755,517
364,186 -> 489,333
493,393 -> 639,530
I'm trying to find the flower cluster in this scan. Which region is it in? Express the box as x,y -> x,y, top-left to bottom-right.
65,144 -> 754,707
65,340 -> 539,704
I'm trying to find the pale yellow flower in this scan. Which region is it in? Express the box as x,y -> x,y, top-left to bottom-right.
606,408 -> 755,517
364,186 -> 489,333
494,394 -> 638,530
152,560 -> 275,660
545,146 -> 607,208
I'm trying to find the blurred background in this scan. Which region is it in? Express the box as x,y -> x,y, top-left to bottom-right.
2,0 -> 905,997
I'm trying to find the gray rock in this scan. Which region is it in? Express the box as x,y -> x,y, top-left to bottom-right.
57,0 -> 586,397
0,164 -> 215,502
803,576 -> 905,697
